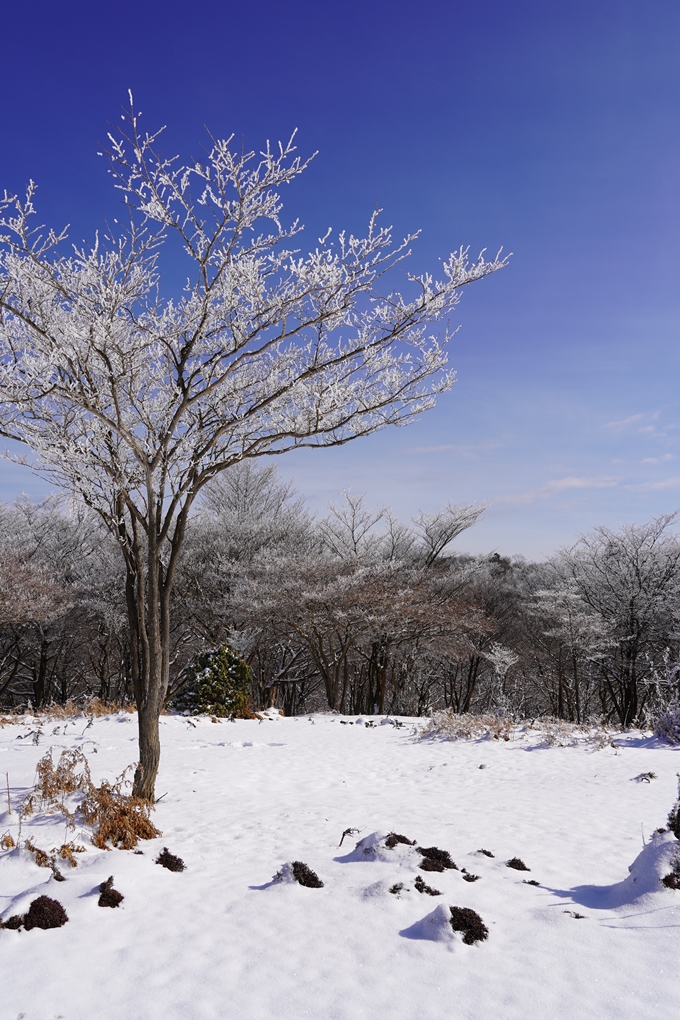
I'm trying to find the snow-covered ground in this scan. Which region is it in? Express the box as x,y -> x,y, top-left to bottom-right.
1,711 -> 679,1020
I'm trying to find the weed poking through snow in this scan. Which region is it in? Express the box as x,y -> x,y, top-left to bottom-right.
156,847 -> 186,872
448,906 -> 489,944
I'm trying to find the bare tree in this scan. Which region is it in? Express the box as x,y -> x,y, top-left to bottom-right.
0,98 -> 507,798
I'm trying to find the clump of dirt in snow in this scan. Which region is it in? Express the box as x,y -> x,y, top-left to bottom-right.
506,857 -> 530,871
98,876 -> 124,907
418,846 -> 457,872
291,861 -> 324,888
414,875 -> 441,896
342,831 -> 420,865
2,896 -> 68,931
156,847 -> 185,872
384,832 -> 416,849
449,906 -> 489,944
274,861 -> 324,888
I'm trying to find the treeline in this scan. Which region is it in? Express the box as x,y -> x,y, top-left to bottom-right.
1,465 -> 679,726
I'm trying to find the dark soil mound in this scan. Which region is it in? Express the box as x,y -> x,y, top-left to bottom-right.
156,847 -> 186,872
506,857 -> 530,871
414,875 -> 441,896
23,896 -> 68,931
98,876 -> 124,907
385,832 -> 416,849
449,906 -> 489,945
1,914 -> 24,930
291,861 -> 324,888
418,847 -> 457,872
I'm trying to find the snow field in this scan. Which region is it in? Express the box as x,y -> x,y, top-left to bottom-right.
1,712 -> 679,1020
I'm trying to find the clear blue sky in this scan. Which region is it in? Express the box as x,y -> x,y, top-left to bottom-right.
1,0 -> 679,557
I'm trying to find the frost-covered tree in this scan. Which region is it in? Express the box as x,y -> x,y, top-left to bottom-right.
0,98 -> 507,798
561,515 -> 680,726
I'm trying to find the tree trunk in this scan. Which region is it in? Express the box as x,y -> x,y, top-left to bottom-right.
135,702 -> 162,801
126,543 -> 170,802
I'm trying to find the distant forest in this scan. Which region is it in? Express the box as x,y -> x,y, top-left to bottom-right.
1,463 -> 679,727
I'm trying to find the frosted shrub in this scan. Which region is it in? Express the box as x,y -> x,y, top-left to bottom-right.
172,645 -> 251,718
421,709 -> 513,742
654,706 -> 680,746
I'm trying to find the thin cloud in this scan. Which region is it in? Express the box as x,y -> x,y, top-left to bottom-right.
604,411 -> 660,430
498,475 -> 621,505
604,413 -> 647,429
628,477 -> 680,492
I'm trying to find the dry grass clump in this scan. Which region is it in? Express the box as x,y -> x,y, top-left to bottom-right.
1,831 -> 16,850
25,747 -> 160,851
25,839 -> 52,868
34,699 -> 135,720
34,747 -> 92,818
53,842 -> 86,867
82,781 -> 161,850
423,711 -> 623,749
421,710 -> 514,742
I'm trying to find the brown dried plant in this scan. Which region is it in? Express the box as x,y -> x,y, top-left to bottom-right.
26,747 -> 161,851
52,842 -> 87,867
25,839 -> 52,868
82,781 -> 161,850
1,831 -> 15,850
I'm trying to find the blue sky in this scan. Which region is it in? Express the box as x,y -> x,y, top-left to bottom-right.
1,0 -> 679,557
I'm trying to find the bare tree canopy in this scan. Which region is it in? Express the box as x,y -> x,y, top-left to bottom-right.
0,98 -> 508,798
